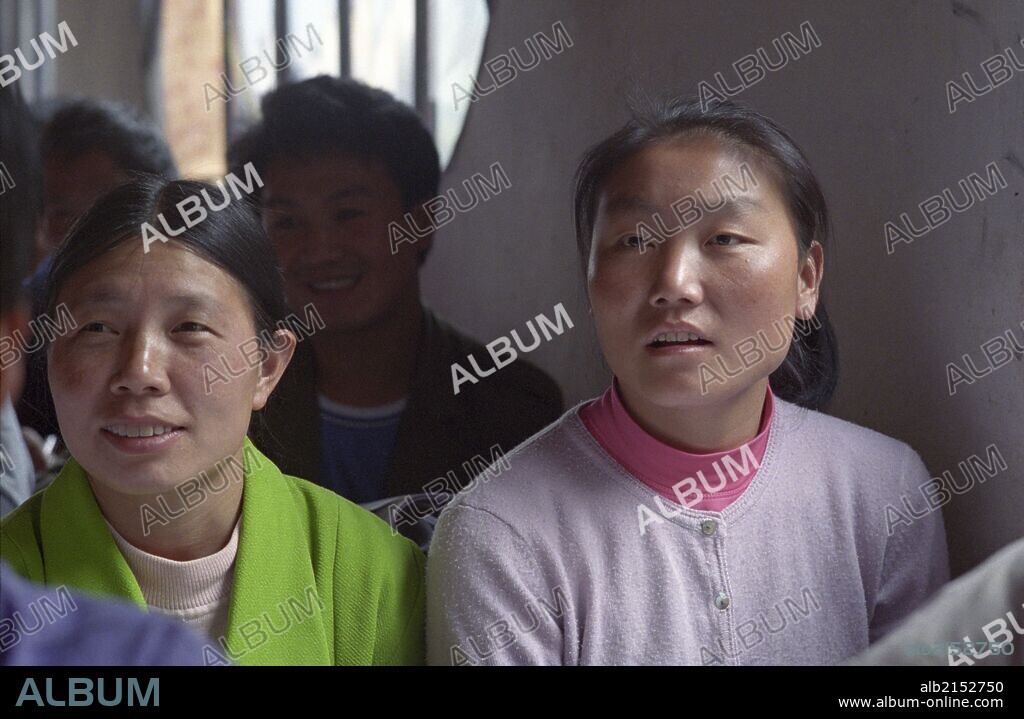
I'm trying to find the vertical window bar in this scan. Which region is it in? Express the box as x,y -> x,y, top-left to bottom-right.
139,0 -> 162,126
338,0 -> 351,77
30,0 -> 57,101
414,0 -> 432,132
274,0 -> 291,84
222,0 -> 231,142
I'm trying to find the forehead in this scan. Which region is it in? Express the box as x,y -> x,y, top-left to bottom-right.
58,241 -> 247,309
261,153 -> 400,207
596,136 -> 784,218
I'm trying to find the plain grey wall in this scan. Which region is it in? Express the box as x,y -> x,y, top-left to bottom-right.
421,0 -> 1023,577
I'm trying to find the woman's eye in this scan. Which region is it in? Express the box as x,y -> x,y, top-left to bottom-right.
175,322 -> 211,333
710,234 -> 742,246
81,322 -> 110,333
622,235 -> 646,249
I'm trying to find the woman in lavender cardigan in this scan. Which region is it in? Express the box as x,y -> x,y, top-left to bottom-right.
426,97 -> 950,665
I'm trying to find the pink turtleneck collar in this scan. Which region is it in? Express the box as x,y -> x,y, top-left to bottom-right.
579,379 -> 775,511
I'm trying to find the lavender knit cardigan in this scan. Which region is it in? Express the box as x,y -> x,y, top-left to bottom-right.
426,396 -> 950,665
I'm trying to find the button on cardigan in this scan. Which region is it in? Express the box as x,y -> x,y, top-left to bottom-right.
0,438 -> 426,665
426,396 -> 950,665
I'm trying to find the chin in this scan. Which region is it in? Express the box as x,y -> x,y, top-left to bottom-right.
327,304 -> 390,333
84,449 -> 188,491
618,372 -> 692,405
652,383 -> 718,408
86,467 -> 179,498
627,370 -> 707,406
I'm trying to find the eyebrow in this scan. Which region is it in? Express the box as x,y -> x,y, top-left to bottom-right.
263,186 -> 374,208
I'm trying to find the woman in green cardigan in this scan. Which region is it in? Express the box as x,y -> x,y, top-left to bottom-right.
0,175 -> 425,665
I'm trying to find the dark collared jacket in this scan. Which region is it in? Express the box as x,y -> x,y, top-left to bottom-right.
252,307 -> 564,499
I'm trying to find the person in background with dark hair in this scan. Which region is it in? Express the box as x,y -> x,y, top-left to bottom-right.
230,75 -> 563,517
0,85 -> 41,517
1,174 -> 425,665
37,98 -> 179,259
17,98 -> 178,443
1,86 -> 207,666
427,97 -> 949,665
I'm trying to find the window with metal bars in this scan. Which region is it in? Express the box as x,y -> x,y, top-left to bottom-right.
161,0 -> 488,178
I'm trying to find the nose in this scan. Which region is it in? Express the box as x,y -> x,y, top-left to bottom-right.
109,330 -> 170,396
649,240 -> 705,308
306,222 -> 332,257
305,214 -> 345,261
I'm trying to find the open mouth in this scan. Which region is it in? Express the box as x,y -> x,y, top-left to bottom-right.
103,424 -> 184,438
100,423 -> 187,453
649,331 -> 712,348
308,275 -> 360,292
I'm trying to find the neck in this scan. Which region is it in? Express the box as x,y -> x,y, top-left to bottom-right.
312,296 -> 423,407
617,378 -> 769,453
88,452 -> 245,562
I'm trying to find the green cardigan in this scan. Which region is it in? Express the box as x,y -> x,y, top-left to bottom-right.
0,438 -> 425,666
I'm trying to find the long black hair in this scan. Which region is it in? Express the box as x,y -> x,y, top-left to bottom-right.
573,96 -> 839,410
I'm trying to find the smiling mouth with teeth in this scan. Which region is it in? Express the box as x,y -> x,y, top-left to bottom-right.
309,276 -> 359,291
103,424 -> 182,438
650,331 -> 711,347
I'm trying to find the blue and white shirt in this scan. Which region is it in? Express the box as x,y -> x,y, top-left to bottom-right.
317,395 -> 407,503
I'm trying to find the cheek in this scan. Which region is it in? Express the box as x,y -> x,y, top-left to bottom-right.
718,251 -> 796,313
715,268 -> 801,361
588,271 -> 637,350
367,249 -> 420,304
198,356 -> 264,412
47,346 -> 102,437
589,255 -> 642,307
271,236 -> 304,270
371,221 -> 418,273
226,372 -> 268,429
48,345 -> 94,397
364,218 -> 397,258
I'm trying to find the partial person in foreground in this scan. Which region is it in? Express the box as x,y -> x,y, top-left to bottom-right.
1,562 -> 209,666
846,537 -> 1022,666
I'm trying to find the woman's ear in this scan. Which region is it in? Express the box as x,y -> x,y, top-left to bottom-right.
251,329 -> 297,411
796,241 -> 824,320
